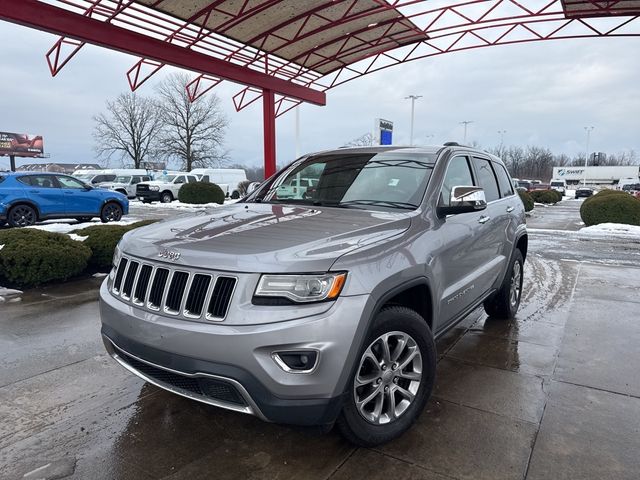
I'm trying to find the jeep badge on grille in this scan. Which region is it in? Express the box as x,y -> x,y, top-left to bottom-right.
158,249 -> 181,261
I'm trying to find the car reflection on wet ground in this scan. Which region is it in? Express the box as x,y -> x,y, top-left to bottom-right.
2,200 -> 640,479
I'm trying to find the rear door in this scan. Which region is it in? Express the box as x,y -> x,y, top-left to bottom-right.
20,175 -> 65,217
57,175 -> 102,215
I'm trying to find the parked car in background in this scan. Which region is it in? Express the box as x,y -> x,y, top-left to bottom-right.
0,172 -> 128,227
99,174 -> 152,198
517,180 -> 532,191
100,144 -> 527,446
550,179 -> 567,196
274,177 -> 319,199
575,187 -> 594,199
529,183 -> 551,191
136,173 -> 199,203
190,168 -> 248,199
621,183 -> 640,193
73,168 -> 149,186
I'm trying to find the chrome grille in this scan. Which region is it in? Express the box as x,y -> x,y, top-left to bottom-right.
111,256 -> 236,322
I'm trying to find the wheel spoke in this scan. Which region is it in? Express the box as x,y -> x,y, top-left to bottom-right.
386,389 -> 397,420
357,384 -> 382,410
398,370 -> 421,382
397,349 -> 418,371
390,333 -> 408,362
394,385 -> 415,402
380,335 -> 392,363
356,371 -> 379,387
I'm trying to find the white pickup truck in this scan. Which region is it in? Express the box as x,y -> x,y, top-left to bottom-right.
136,173 -> 199,203
99,174 -> 152,198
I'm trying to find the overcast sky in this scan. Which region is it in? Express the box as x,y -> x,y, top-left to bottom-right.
1,21 -> 639,170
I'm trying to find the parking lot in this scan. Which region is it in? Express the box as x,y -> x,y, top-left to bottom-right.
1,199 -> 640,480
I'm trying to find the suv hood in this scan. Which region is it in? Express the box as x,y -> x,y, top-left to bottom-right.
120,203 -> 412,273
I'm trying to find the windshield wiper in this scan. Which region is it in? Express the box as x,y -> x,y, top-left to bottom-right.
337,199 -> 418,210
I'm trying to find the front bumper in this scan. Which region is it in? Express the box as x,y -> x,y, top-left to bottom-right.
137,191 -> 161,201
99,280 -> 370,426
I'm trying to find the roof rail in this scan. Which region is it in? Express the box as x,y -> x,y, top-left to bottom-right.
443,142 -> 460,146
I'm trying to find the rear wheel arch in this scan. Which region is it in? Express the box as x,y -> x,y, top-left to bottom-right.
516,233 -> 528,260
8,201 -> 40,219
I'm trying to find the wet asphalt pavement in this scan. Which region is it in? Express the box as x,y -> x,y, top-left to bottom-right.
2,199 -> 640,479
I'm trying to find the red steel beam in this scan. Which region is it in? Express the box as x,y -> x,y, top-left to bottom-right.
263,89 -> 276,179
0,0 -> 326,106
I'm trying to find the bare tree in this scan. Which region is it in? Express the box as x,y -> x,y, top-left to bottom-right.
344,132 -> 374,147
156,73 -> 229,171
93,93 -> 161,168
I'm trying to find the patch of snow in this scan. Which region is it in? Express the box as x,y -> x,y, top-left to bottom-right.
565,189 -> 576,198
25,218 -> 142,234
92,272 -> 108,278
0,286 -> 23,303
0,244 -> 3,251
130,199 -> 238,210
579,223 -> 640,239
68,233 -> 88,242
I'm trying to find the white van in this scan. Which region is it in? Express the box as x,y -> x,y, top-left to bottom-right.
190,168 -> 247,199
550,179 -> 567,195
72,168 -> 149,185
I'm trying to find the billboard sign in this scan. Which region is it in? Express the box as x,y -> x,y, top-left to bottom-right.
0,132 -> 44,157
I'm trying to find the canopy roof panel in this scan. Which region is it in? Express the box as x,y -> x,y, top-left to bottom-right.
561,0 -> 640,18
136,0 -> 428,75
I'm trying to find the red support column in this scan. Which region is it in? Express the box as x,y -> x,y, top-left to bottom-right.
263,89 -> 276,179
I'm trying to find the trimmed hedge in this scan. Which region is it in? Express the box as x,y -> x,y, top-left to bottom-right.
74,220 -> 157,269
0,229 -> 92,287
582,189 -> 627,206
530,190 -> 562,204
178,182 -> 225,204
580,193 -> 640,226
517,190 -> 534,212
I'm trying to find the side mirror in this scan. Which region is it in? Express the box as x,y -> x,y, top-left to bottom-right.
438,186 -> 487,217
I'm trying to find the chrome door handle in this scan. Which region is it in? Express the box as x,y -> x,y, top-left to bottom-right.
506,206 -> 514,213
478,215 -> 490,224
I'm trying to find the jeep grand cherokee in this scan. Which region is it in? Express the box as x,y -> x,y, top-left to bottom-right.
100,145 -> 527,446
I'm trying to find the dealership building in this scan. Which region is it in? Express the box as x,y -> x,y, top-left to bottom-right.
552,166 -> 640,186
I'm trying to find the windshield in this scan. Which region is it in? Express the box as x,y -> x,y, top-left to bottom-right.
74,174 -> 92,180
246,151 -> 435,210
115,175 -> 132,183
155,175 -> 176,182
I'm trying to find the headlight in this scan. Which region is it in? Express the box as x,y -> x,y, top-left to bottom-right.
149,185 -> 160,191
254,273 -> 347,303
109,243 -> 122,282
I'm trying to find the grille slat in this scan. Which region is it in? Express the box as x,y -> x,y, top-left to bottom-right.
165,272 -> 189,313
114,258 -> 128,292
122,261 -> 139,298
185,274 -> 212,317
148,268 -> 169,309
208,277 -> 236,319
133,265 -> 153,304
111,256 -> 236,322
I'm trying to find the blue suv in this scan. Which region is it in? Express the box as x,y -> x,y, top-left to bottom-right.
0,172 -> 129,227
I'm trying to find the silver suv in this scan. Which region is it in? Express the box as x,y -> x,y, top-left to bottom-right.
100,145 -> 527,446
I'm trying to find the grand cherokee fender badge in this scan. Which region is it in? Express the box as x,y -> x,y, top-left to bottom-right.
158,249 -> 181,261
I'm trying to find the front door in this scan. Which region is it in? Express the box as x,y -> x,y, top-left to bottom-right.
57,175 -> 102,216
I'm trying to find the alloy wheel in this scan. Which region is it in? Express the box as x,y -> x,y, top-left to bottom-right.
10,206 -> 36,227
510,261 -> 522,308
354,331 -> 422,425
103,204 -> 122,222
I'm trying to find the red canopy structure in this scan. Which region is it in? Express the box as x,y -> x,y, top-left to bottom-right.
1,0 -> 639,177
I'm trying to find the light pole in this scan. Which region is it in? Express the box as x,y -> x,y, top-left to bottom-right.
498,130 -> 506,157
460,120 -> 473,144
405,95 -> 422,146
583,126 -> 594,186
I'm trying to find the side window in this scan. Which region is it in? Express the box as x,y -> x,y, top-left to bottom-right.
131,176 -> 141,184
26,176 -> 58,188
174,176 -> 185,184
187,175 -> 198,183
201,175 -> 210,183
57,175 -> 87,189
472,157 -> 500,203
143,176 -> 150,182
494,163 -> 514,197
440,156 -> 475,207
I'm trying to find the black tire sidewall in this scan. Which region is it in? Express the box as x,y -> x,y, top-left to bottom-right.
101,203 -> 122,223
338,306 -> 436,447
9,205 -> 36,227
161,192 -> 173,203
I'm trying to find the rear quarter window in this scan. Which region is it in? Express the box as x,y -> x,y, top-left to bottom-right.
494,163 -> 515,197
0,176 -> 5,184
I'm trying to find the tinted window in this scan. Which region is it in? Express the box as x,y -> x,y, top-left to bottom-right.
57,175 -> 87,189
473,157 -> 500,203
494,163 -> 514,197
174,176 -> 185,184
440,156 -> 475,207
248,152 -> 435,210
19,175 -> 58,188
187,176 -> 198,183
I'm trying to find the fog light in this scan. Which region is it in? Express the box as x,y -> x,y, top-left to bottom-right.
272,350 -> 319,373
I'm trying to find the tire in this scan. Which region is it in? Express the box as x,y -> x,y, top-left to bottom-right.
231,190 -> 240,200
483,249 -> 524,319
336,306 -> 436,447
75,217 -> 93,223
161,191 -> 173,203
100,202 -> 123,223
8,204 -> 37,228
